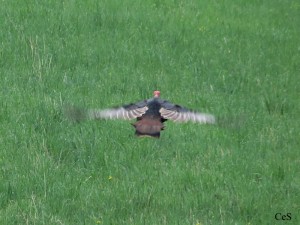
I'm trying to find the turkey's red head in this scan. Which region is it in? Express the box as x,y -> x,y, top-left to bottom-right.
153,90 -> 160,98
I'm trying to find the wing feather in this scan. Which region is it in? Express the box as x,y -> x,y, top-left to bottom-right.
159,101 -> 215,124
87,103 -> 148,120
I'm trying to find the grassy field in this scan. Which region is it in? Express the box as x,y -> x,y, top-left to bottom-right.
1,0 -> 299,224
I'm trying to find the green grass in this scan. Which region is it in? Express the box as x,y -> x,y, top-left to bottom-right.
1,0 -> 299,224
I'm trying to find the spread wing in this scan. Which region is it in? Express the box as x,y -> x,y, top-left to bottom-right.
87,100 -> 148,120
159,100 -> 215,124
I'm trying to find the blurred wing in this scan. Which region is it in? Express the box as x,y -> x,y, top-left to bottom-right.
87,101 -> 148,120
64,104 -> 87,122
159,100 -> 215,124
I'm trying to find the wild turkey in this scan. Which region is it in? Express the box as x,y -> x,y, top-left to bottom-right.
67,91 -> 215,138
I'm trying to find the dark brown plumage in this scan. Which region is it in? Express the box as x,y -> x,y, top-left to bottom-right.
67,91 -> 215,138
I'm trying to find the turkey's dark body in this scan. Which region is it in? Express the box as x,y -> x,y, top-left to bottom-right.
133,99 -> 166,138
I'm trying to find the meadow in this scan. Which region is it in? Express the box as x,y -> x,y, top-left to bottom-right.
0,0 -> 299,224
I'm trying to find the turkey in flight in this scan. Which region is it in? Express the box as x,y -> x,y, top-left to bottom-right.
67,91 -> 215,138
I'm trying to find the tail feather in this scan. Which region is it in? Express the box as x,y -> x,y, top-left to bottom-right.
132,118 -> 164,138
